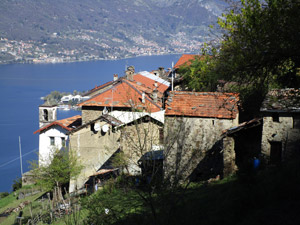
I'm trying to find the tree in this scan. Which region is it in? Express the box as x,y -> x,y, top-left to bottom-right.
180,0 -> 300,119
178,54 -> 219,92
30,148 -> 82,201
216,0 -> 300,87
12,177 -> 22,192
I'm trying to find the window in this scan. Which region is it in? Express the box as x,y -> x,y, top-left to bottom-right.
272,113 -> 279,122
43,109 -> 49,121
50,137 -> 55,146
61,137 -> 66,147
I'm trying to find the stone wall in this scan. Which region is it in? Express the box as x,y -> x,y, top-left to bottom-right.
69,120 -> 120,193
120,119 -> 163,175
164,116 -> 238,183
81,106 -> 103,124
261,114 -> 300,161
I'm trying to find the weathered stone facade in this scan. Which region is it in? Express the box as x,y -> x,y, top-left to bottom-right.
120,118 -> 163,175
261,113 -> 300,163
261,89 -> 300,164
81,106 -> 104,124
164,116 -> 238,183
69,119 -> 121,192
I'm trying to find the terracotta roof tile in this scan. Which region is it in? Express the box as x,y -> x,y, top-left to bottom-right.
132,74 -> 169,93
34,115 -> 82,134
165,91 -> 239,119
79,80 -> 161,113
174,54 -> 199,68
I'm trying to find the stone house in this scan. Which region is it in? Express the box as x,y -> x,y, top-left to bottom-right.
115,111 -> 164,175
34,111 -> 81,166
68,114 -> 122,193
223,118 -> 263,170
68,68 -> 169,192
78,73 -> 168,124
68,111 -> 164,192
164,91 -> 239,183
261,88 -> 300,164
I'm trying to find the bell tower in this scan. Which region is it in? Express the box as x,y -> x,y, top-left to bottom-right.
39,103 -> 57,128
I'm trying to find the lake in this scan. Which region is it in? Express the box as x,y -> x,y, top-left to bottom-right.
0,54 -> 181,193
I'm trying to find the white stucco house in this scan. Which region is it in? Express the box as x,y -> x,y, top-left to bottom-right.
34,112 -> 82,166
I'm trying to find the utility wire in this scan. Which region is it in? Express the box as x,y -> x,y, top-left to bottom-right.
0,148 -> 38,168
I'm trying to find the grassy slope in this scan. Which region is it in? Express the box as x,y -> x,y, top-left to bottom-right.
82,159 -> 300,225
0,187 -> 45,225
2,159 -> 299,225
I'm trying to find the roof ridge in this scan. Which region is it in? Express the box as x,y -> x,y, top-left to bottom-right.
122,79 -> 161,110
78,81 -> 122,106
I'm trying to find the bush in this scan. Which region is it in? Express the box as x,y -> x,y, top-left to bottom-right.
0,192 -> 9,199
12,177 -> 22,192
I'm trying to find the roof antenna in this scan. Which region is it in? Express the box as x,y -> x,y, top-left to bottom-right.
171,62 -> 174,91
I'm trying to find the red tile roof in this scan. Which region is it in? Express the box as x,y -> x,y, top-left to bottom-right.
34,115 -> 82,134
85,80 -> 114,96
132,74 -> 169,94
79,80 -> 161,113
174,54 -> 199,69
165,91 -> 239,119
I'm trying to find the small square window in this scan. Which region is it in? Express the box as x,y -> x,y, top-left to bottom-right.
50,137 -> 55,146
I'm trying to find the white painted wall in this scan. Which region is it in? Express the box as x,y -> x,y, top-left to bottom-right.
39,125 -> 69,166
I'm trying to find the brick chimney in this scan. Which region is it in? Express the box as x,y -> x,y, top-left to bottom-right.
113,74 -> 118,81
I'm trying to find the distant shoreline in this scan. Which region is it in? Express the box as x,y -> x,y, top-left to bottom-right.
0,52 -> 190,66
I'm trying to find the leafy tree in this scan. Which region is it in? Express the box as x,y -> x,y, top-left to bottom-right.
216,0 -> 300,88
30,148 -> 82,201
178,54 -> 219,92
180,0 -> 300,119
12,177 -> 22,192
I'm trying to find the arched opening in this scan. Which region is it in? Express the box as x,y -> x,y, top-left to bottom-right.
43,109 -> 49,121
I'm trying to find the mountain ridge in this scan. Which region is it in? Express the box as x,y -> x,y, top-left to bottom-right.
0,0 -> 225,63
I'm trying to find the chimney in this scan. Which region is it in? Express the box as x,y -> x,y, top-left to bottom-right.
113,74 -> 118,81
142,92 -> 145,103
152,89 -> 158,103
158,67 -> 165,77
125,66 -> 135,81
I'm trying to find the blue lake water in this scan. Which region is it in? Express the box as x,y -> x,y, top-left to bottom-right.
0,54 -> 181,192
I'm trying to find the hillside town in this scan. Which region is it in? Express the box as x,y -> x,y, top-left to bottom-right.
23,54 -> 300,196
0,32 -> 202,64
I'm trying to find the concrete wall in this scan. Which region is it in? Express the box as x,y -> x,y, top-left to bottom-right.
39,125 -> 68,166
164,116 -> 238,183
69,121 -> 120,193
120,119 -> 163,175
261,114 -> 300,161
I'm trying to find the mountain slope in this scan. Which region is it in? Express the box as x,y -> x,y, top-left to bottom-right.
0,0 -> 225,63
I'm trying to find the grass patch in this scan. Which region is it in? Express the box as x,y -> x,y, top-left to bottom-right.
81,159 -> 300,225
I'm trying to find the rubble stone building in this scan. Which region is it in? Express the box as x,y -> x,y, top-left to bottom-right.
164,91 -> 239,183
261,88 -> 300,164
